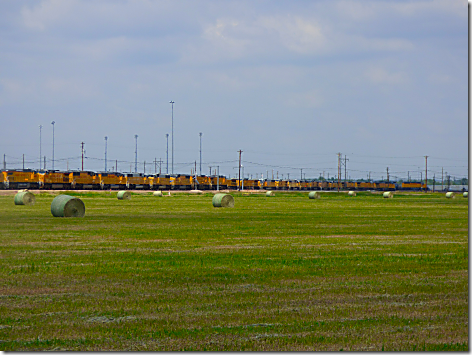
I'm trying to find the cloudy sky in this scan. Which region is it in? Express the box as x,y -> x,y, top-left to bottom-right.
0,0 -> 468,181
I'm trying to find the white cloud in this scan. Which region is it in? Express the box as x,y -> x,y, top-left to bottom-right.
257,16 -> 326,54
365,67 -> 409,85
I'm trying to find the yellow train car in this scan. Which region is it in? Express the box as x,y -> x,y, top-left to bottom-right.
3,169 -> 42,189
70,171 -> 97,189
318,181 -> 328,190
400,181 -> 426,191
346,181 -> 358,190
278,180 -> 289,190
125,173 -> 149,189
151,174 -> 172,190
209,175 -> 226,190
193,175 -> 210,190
300,180 -> 310,190
288,180 -> 300,190
241,179 -> 258,190
358,181 -> 373,190
226,179 -> 238,190
265,179 -> 278,190
375,181 -> 396,191
174,174 -> 192,190
0,170 -> 5,189
308,181 -> 318,190
42,170 -> 71,189
99,172 -> 126,189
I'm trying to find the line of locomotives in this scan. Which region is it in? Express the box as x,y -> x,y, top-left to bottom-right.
1,169 -> 428,191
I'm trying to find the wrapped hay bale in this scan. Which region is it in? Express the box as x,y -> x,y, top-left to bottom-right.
117,191 -> 131,200
14,190 -> 36,205
266,191 -> 275,197
51,195 -> 85,217
348,191 -> 356,197
153,191 -> 163,197
463,192 -> 468,198
445,192 -> 455,199
212,193 -> 234,208
383,191 -> 393,198
308,191 -> 320,199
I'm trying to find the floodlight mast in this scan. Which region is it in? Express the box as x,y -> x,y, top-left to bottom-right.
51,121 -> 55,170
169,101 -> 175,174
199,132 -> 202,176
39,125 -> 42,171
134,135 -> 138,173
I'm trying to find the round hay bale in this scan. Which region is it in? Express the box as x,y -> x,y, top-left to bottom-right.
348,191 -> 356,197
266,191 -> 275,197
383,191 -> 393,198
308,191 -> 320,199
117,191 -> 131,200
153,191 -> 163,197
51,195 -> 85,217
446,192 -> 455,199
14,190 -> 36,205
463,192 -> 468,198
212,193 -> 234,208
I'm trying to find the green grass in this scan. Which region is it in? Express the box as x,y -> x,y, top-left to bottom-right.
0,191 -> 468,351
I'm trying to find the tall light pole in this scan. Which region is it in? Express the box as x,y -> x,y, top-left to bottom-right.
169,101 -> 175,174
39,125 -> 42,171
199,132 -> 202,176
166,133 -> 169,174
51,121 -> 55,170
134,135 -> 138,173
104,136 -> 108,172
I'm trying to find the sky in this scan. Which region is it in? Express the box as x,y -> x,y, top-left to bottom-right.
0,0 -> 468,181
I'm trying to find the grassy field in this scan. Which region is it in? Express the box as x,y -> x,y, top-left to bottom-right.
0,190 -> 468,351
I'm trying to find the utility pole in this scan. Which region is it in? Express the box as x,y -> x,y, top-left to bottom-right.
300,168 -> 303,180
386,167 -> 389,183
209,166 -> 212,176
433,174 -> 436,192
81,142 -> 85,171
134,135 -> 138,173
217,166 -> 220,191
194,161 -> 198,189
51,121 -> 55,170
169,101 -> 175,174
3,154 -> 5,170
199,132 -> 202,176
39,125 -> 42,171
144,161 -> 146,174
238,150 -> 242,191
344,155 -> 349,183
441,167 -> 444,191
337,153 -> 341,192
425,155 -> 428,193
104,136 -> 108,172
22,154 -> 24,170
166,133 -> 169,174
154,158 -> 157,174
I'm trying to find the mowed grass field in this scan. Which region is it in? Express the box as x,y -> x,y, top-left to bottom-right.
0,190 -> 468,351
